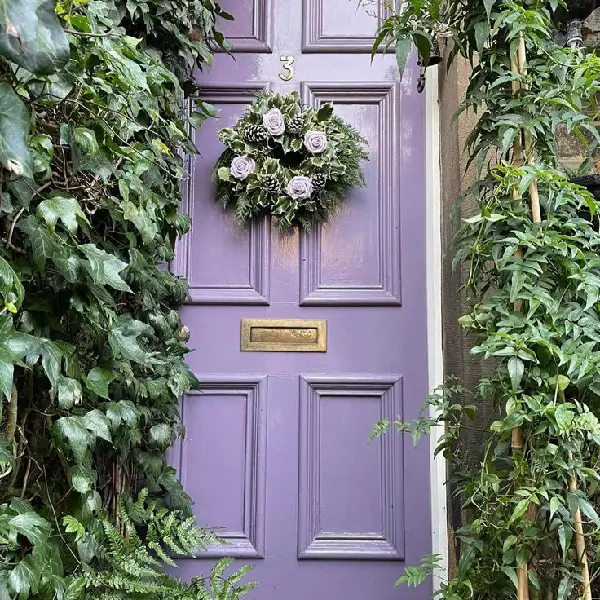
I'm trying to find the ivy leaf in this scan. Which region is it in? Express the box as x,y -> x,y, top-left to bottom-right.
55,417 -> 92,462
40,341 -> 62,392
3,331 -> 40,358
57,376 -> 82,409
0,0 -> 69,74
80,244 -> 132,293
0,256 -> 24,312
83,409 -> 112,442
217,167 -> 231,181
149,423 -> 171,447
315,103 -> 334,122
105,400 -> 139,428
108,316 -> 153,365
19,215 -> 63,269
37,195 -> 88,234
54,255 -> 81,283
9,511 -> 50,547
0,83 -> 32,178
85,367 -> 115,399
0,348 -> 14,401
123,200 -> 158,244
9,555 -> 40,596
395,36 -> 412,79
69,465 -> 94,494
63,515 -> 85,540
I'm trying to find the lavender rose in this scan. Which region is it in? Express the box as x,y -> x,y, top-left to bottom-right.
303,130 -> 327,154
263,108 -> 286,136
230,155 -> 256,180
285,176 -> 314,201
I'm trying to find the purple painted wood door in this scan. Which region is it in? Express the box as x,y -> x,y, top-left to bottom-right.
172,1 -> 431,598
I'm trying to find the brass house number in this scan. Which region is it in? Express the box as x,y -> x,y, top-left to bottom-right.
279,56 -> 295,81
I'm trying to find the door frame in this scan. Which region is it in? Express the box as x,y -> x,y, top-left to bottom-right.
425,65 -> 448,588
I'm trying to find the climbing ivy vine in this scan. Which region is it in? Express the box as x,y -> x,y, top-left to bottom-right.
373,1 -> 600,599
0,0 -> 255,598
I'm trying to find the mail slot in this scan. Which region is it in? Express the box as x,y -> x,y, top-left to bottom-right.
241,319 -> 327,352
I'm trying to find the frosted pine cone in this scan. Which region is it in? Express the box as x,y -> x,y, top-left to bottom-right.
244,124 -> 268,143
311,173 -> 327,191
264,174 -> 280,194
287,114 -> 305,135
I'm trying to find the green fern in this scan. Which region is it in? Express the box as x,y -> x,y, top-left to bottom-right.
79,491 -> 255,600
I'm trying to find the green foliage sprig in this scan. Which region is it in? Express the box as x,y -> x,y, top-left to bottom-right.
0,0 -> 255,598
373,1 -> 600,598
214,91 -> 368,230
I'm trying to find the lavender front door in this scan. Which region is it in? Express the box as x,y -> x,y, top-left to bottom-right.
172,1 -> 431,598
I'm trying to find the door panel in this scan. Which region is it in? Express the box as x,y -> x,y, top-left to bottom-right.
173,1 -> 430,598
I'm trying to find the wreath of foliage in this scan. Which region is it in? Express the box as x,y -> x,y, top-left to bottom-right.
214,91 -> 368,230
0,0 -> 255,598
372,0 -> 600,599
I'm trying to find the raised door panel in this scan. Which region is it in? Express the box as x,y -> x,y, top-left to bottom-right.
298,376 -> 404,560
302,0 -> 391,52
217,0 -> 272,53
173,376 -> 267,558
174,85 -> 271,305
299,83 -> 401,306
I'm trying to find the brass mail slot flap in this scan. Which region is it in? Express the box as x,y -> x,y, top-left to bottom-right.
241,319 -> 327,352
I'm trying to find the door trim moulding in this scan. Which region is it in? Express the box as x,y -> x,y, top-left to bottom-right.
425,63 -> 448,590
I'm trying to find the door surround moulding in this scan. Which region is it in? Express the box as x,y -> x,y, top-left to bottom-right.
425,63 -> 448,590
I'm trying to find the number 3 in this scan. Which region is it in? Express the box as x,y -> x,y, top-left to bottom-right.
279,56 -> 295,82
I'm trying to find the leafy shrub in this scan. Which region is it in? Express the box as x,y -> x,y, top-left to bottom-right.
0,0 -> 254,597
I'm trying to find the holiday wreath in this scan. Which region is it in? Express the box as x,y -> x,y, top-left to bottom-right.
214,91 -> 369,230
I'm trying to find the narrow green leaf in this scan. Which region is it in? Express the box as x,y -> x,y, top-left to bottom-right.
395,36 -> 412,79
557,576 -> 573,600
508,356 -> 524,392
484,0 -> 496,18
474,22 -> 490,55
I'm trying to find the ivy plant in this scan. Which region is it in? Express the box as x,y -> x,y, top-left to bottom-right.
0,0 -> 255,598
373,1 -> 600,599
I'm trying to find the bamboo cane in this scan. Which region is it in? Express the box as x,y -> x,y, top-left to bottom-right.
569,468 -> 592,600
514,32 -> 591,600
510,35 -> 530,600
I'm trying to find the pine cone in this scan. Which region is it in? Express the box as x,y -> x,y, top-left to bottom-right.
264,174 -> 280,194
287,114 -> 305,135
244,124 -> 268,143
312,173 -> 327,191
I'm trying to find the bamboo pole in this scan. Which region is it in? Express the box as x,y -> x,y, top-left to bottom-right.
569,469 -> 592,600
510,35 -> 529,600
513,32 -> 590,600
